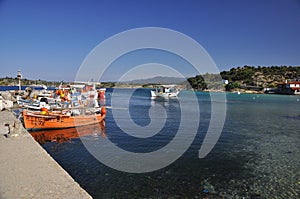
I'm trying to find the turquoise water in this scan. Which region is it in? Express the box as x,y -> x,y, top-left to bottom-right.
39,89 -> 300,198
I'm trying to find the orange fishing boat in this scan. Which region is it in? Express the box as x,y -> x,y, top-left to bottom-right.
22,107 -> 106,130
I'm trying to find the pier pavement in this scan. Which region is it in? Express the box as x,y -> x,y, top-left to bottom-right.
0,110 -> 92,199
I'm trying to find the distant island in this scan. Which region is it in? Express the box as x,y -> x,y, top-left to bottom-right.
1,66 -> 299,93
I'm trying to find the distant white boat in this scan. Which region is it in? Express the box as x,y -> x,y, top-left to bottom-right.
150,85 -> 180,100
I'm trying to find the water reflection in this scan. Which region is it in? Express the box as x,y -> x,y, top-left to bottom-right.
30,124 -> 105,144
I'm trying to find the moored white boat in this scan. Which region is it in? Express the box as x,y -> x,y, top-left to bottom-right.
150,85 -> 180,100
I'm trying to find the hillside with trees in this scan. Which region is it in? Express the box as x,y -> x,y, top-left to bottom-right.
0,77 -> 116,88
0,77 -> 60,87
187,66 -> 300,91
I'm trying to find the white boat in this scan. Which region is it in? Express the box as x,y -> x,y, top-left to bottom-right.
150,85 -> 180,100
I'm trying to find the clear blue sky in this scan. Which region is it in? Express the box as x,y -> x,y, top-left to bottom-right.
0,0 -> 299,81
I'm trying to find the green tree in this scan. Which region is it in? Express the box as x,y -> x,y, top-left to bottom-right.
187,75 -> 207,91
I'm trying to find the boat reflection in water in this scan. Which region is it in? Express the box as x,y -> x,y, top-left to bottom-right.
30,123 -> 106,144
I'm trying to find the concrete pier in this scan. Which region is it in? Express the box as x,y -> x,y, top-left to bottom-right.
0,110 -> 92,199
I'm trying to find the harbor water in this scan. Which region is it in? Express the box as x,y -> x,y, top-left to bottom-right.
30,89 -> 299,198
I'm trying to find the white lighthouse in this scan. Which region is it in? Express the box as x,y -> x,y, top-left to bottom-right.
17,69 -> 22,91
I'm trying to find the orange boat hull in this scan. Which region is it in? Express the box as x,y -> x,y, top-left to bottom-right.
22,110 -> 106,130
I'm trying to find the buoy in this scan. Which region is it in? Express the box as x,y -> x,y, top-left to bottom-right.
40,107 -> 48,115
101,106 -> 107,115
41,107 -> 48,112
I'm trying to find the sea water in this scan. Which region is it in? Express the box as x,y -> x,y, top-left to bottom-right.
38,89 -> 300,198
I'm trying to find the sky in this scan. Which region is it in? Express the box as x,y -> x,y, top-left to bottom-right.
0,0 -> 299,81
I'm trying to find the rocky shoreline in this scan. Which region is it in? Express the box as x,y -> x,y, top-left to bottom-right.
0,91 -> 92,199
